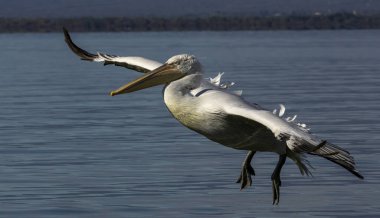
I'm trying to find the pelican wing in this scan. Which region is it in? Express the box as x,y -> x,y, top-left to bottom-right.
224,101 -> 363,178
196,76 -> 319,150
63,28 -> 162,73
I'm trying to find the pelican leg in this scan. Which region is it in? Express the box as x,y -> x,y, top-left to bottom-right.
236,151 -> 256,190
272,154 -> 287,205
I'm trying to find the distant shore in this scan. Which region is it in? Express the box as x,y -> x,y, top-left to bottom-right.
1,13 -> 380,32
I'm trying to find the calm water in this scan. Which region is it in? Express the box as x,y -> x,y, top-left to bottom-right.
0,30 -> 379,217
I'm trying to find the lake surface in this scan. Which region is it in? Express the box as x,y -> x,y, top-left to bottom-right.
0,30 -> 379,217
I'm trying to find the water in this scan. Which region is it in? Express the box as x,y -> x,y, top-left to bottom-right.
0,30 -> 379,217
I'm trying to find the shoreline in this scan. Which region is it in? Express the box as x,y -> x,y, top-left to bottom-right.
1,13 -> 380,33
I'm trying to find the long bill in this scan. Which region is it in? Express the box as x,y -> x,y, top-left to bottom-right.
110,64 -> 185,96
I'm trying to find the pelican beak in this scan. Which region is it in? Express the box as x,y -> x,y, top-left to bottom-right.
110,64 -> 184,96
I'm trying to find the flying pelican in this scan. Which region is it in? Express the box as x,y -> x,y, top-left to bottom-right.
63,28 -> 363,204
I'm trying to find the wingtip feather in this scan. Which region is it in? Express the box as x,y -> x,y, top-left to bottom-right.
63,27 -> 97,61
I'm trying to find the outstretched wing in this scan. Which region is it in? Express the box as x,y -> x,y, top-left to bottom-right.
63,28 -> 162,73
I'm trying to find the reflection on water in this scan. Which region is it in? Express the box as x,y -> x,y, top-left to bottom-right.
0,31 -> 379,217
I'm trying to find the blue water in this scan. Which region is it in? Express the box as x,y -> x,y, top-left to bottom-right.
0,30 -> 379,217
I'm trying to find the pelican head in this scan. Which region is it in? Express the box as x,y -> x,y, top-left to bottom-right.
110,54 -> 202,96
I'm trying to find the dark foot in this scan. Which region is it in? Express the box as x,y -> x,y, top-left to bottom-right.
271,174 -> 281,205
236,163 -> 255,190
271,154 -> 286,205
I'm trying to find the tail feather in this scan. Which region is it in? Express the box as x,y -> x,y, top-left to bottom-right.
287,149 -> 313,176
309,142 -> 364,179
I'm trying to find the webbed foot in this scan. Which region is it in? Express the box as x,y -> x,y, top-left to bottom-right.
271,173 -> 281,205
236,151 -> 256,190
271,154 -> 286,205
236,162 -> 255,190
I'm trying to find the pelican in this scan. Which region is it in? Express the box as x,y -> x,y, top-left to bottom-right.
63,28 -> 363,204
